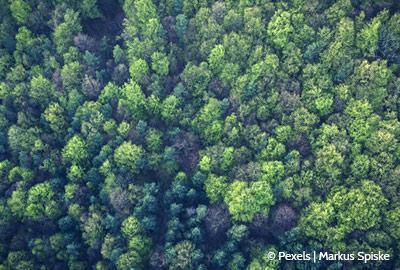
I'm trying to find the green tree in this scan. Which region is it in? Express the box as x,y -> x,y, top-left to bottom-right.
29,75 -> 55,109
10,0 -> 31,25
321,17 -> 355,79
80,0 -> 101,19
345,99 -> 376,145
267,10 -> 293,48
259,161 -> 284,185
291,107 -> 318,135
54,9 -> 82,54
118,80 -> 146,120
82,212 -> 104,249
7,187 -> 27,218
204,174 -> 228,203
350,60 -> 392,111
385,208 -> 400,241
258,138 -> 286,161
248,246 -> 280,270
192,98 -> 223,144
62,135 -> 89,165
6,251 -> 34,270
44,103 -> 67,135
379,13 -> 400,64
129,58 -> 149,83
315,144 -> 344,180
114,142 -> 145,173
181,62 -> 211,98
7,125 -> 39,155
61,61 -> 83,90
122,216 -> 142,239
151,52 -> 169,76
351,154 -> 370,179
168,240 -> 197,270
224,181 -> 274,222
208,44 -> 225,73
117,251 -> 143,270
300,181 -> 388,251
357,11 -> 387,57
26,182 -> 60,220
161,95 -> 180,123
8,166 -> 33,184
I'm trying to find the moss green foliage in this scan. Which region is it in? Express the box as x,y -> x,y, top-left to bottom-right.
114,141 -> 145,173
300,181 -> 388,251
225,180 -> 274,222
0,0 -> 400,269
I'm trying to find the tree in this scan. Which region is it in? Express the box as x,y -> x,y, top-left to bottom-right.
80,0 -> 102,19
366,129 -> 397,155
61,61 -> 83,90
192,98 -> 223,144
267,10 -> 293,49
208,44 -> 225,73
8,187 -> 26,218
114,142 -> 145,173
248,246 -> 280,270
1,1 -> 400,269
357,11 -> 386,57
9,0 -> 31,25
118,80 -> 146,120
379,13 -> 400,64
81,75 -> 101,100
258,138 -> 286,161
385,208 -> 400,241
44,103 -> 67,136
350,60 -> 392,111
151,52 -> 169,76
7,125 -> 40,164
117,251 -> 143,270
82,212 -> 104,249
321,17 -> 355,81
220,147 -> 234,172
161,95 -> 181,123
129,58 -> 148,83
181,62 -> 211,98
161,146 -> 179,177
290,107 -> 318,135
146,128 -> 163,152
175,14 -> 188,42
315,144 -> 344,180
167,240 -> 197,270
29,75 -> 55,109
204,174 -> 228,203
128,235 -> 151,259
124,0 -> 158,28
8,166 -> 33,184
6,251 -> 34,270
345,99 -> 373,143
224,181 -> 274,222
351,154 -> 370,179
204,204 -> 230,242
270,204 -> 297,236
300,181 -> 388,251
62,135 -> 89,165
259,161 -> 285,185
118,215 -> 151,268
54,9 -> 82,55
0,160 -> 12,184
26,182 -> 60,220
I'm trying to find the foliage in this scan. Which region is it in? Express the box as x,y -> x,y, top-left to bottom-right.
0,0 -> 399,269
114,142 -> 145,174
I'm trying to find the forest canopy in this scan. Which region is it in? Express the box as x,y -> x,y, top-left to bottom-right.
1,0 -> 400,269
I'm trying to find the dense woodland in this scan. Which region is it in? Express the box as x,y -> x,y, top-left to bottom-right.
1,0 -> 400,269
